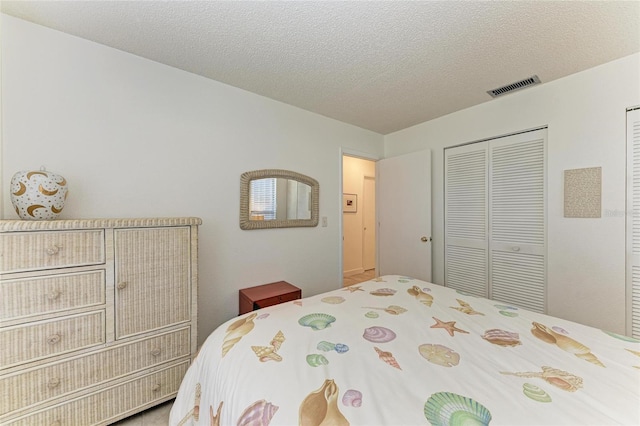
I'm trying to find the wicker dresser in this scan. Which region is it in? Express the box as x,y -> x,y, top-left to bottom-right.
0,217 -> 200,425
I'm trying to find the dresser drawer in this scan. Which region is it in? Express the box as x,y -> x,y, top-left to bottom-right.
7,361 -> 189,426
0,230 -> 105,273
0,311 -> 105,369
0,270 -> 105,324
0,327 -> 190,417
255,291 -> 301,308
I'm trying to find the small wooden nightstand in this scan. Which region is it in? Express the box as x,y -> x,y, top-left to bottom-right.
239,281 -> 302,315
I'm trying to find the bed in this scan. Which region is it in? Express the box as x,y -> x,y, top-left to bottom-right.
169,275 -> 640,425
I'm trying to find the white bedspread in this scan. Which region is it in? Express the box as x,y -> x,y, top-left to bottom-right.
170,275 -> 640,425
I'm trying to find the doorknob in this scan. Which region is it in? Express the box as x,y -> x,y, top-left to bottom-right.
421,236 -> 431,242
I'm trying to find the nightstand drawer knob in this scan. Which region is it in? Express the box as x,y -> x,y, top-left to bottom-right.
46,245 -> 61,256
117,281 -> 128,290
152,383 -> 162,392
47,289 -> 62,300
150,348 -> 162,357
47,333 -> 62,345
47,377 -> 61,389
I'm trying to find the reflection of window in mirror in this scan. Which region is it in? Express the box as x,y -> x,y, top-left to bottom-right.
250,178 -> 312,221
250,178 -> 276,220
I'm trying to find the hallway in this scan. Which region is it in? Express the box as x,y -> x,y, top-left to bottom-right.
343,269 -> 375,286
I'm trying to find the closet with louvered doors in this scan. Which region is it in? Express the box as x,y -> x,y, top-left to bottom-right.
445,128 -> 547,312
626,107 -> 640,339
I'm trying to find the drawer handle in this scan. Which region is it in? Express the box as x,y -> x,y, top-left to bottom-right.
152,383 -> 162,392
47,290 -> 62,300
117,281 -> 128,290
47,377 -> 61,389
47,333 -> 62,345
46,245 -> 61,256
150,348 -> 162,357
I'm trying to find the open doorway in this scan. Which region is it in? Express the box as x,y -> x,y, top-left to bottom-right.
342,155 -> 376,286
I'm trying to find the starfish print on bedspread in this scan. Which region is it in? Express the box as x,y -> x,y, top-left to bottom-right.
430,317 -> 469,337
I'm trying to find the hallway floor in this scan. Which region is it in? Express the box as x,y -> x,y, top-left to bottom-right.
343,269 -> 375,286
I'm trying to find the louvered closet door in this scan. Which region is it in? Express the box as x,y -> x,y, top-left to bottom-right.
444,144 -> 489,297
445,129 -> 546,311
489,130 -> 546,313
627,108 -> 640,338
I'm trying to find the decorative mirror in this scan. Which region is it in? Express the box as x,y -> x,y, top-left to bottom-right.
240,169 -> 319,230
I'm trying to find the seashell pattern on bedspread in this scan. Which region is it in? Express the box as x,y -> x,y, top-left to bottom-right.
221,313 -> 257,357
424,391 -> 492,426
530,321 -> 605,367
169,275 -> 640,425
299,379 -> 349,426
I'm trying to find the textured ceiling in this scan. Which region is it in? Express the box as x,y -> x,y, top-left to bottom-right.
2,1 -> 639,134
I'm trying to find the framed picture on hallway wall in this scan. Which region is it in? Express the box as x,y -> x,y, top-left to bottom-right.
343,193 -> 357,213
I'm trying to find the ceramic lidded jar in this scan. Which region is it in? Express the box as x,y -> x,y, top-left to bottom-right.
10,168 -> 69,220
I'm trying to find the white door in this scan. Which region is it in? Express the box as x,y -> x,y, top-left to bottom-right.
444,143 -> 489,296
626,108 -> 640,338
363,176 -> 376,270
377,150 -> 432,281
489,131 -> 546,313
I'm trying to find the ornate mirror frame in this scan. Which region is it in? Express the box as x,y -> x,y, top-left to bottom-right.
240,169 -> 320,230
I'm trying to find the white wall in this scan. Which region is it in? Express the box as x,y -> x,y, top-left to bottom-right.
342,156 -> 376,275
0,15 -> 384,344
385,53 -> 640,334
4,14 -> 638,339
0,14 -> 4,216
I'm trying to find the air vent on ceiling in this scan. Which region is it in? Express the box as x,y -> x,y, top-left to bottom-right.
487,75 -> 541,98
